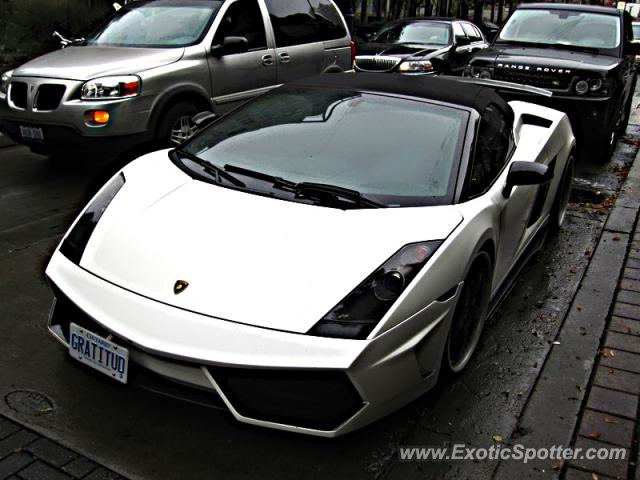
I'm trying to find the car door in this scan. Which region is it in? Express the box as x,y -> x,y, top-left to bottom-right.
264,0 -> 331,82
207,0 -> 277,110
463,22 -> 489,54
449,22 -> 471,74
463,104 -> 533,286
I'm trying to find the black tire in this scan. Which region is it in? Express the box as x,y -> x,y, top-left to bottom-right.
156,102 -> 200,148
444,252 -> 492,373
548,152 -> 575,236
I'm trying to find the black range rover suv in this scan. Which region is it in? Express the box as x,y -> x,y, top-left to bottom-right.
466,3 -> 638,162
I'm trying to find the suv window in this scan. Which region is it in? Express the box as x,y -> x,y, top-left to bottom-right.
265,0 -> 347,47
213,0 -> 267,51
466,105 -> 512,199
462,23 -> 482,42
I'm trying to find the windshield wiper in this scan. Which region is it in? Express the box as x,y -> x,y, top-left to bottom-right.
223,164 -> 385,209
294,182 -> 385,209
173,150 -> 246,188
553,43 -> 600,54
223,164 -> 297,190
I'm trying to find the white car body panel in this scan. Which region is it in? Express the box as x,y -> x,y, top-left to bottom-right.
46,95 -> 575,437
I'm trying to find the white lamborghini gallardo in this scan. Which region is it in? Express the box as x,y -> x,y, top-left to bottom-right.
46,74 -> 575,437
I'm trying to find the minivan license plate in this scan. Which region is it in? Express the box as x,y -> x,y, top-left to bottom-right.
19,126 -> 44,142
68,323 -> 129,384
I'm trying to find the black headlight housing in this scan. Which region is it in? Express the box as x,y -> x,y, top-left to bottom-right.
308,241 -> 442,340
59,173 -> 125,264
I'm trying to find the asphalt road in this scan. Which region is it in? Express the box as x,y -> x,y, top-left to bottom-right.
0,93 -> 639,480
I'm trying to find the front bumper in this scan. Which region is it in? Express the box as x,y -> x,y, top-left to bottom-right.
0,76 -> 153,153
46,250 -> 459,437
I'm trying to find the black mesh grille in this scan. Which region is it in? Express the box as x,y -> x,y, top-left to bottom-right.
9,82 -> 27,108
208,367 -> 365,431
35,84 -> 66,110
355,56 -> 400,72
494,69 -> 571,90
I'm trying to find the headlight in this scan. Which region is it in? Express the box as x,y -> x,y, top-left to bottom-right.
307,241 -> 443,340
59,173 -> 125,264
468,65 -> 494,79
0,70 -> 13,95
81,75 -> 141,100
575,79 -> 589,95
398,60 -> 434,73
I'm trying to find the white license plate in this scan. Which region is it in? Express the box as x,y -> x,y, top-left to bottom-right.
68,323 -> 129,384
19,126 -> 44,142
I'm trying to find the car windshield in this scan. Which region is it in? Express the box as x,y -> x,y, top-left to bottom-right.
181,86 -> 467,208
372,22 -> 451,46
86,1 -> 222,48
497,9 -> 621,51
633,24 -> 640,40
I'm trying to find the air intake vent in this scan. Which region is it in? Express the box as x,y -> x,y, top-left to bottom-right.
35,84 -> 66,111
9,82 -> 27,108
355,56 -> 401,72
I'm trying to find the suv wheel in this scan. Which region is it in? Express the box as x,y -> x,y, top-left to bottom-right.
157,102 -> 200,147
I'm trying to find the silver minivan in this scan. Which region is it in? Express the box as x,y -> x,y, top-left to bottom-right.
0,0 -> 353,157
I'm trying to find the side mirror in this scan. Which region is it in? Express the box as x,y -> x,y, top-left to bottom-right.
625,42 -> 640,56
211,36 -> 249,56
503,161 -> 552,198
456,36 -> 471,47
192,111 -> 217,129
364,33 -> 374,41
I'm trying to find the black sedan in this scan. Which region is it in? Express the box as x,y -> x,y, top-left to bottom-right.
355,18 -> 489,75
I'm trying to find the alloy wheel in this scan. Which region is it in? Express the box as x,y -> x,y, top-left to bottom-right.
170,115 -> 198,146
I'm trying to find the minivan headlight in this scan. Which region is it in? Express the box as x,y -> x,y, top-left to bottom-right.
0,70 -> 13,94
81,75 -> 141,100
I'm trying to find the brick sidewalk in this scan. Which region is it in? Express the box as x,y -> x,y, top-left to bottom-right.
0,416 -> 125,480
564,215 -> 640,479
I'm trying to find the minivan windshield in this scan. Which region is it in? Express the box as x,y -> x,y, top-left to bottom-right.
180,86 -> 468,208
497,9 -> 621,53
372,22 -> 451,46
86,1 -> 222,48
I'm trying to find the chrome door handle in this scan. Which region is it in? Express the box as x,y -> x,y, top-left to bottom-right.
262,54 -> 274,66
279,52 -> 291,64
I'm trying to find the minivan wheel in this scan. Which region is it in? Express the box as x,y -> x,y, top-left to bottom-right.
445,252 -> 492,373
157,102 -> 200,147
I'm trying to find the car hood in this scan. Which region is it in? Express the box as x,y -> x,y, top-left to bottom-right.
357,41 -> 447,59
13,46 -> 184,81
79,153 -> 463,334
472,45 -> 620,73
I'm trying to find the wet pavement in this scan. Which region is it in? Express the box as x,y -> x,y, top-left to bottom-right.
0,89 -> 639,480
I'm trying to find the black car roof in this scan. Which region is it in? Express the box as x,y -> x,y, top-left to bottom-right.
290,73 -> 513,122
518,3 -> 623,16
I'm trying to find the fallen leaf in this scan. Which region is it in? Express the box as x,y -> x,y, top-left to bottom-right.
588,431 -> 602,439
610,349 -> 616,357
493,434 -> 503,442
592,474 -> 599,480
570,266 -> 578,273
613,235 -> 621,241
608,367 -> 615,374
604,416 -> 621,424
551,462 -> 562,470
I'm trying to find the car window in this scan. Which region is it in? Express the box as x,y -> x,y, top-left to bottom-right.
633,24 -> 640,40
466,105 -> 512,199
86,2 -> 221,48
372,22 -> 451,46
213,0 -> 267,51
452,22 -> 466,42
462,23 -> 481,42
498,9 -> 621,51
183,86 -> 468,207
265,0 -> 347,47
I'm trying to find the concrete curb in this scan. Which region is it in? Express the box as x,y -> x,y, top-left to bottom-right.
493,151 -> 640,479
